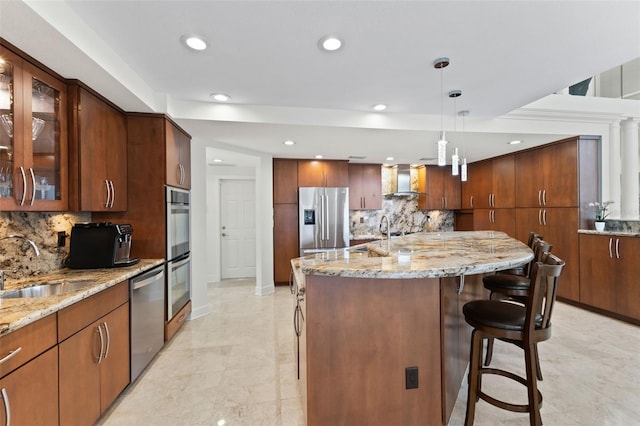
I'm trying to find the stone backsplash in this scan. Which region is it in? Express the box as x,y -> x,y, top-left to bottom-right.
350,195 -> 454,237
0,212 -> 90,283
602,219 -> 640,233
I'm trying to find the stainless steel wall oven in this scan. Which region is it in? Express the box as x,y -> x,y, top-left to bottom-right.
166,186 -> 191,321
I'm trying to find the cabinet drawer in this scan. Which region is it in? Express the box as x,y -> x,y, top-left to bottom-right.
58,281 -> 129,341
165,300 -> 191,342
0,314 -> 57,378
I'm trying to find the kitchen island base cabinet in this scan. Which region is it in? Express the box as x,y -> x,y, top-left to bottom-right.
304,275 -> 456,425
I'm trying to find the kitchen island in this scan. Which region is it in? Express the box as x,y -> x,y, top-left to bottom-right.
293,231 -> 532,426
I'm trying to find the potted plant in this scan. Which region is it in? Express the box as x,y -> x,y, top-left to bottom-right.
588,201 -> 613,231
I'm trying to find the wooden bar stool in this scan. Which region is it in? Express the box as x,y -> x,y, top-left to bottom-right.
463,253 -> 565,426
482,238 -> 552,378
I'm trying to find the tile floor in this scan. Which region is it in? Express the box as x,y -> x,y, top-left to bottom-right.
99,279 -> 640,426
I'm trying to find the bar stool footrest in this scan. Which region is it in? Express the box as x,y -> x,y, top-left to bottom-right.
477,367 -> 543,413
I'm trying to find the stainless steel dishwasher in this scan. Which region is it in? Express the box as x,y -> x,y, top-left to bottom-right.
130,265 -> 165,382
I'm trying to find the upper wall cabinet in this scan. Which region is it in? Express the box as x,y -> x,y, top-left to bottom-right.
298,160 -> 348,188
515,138 -> 597,208
420,166 -> 461,210
348,163 -> 382,210
462,156 -> 514,209
68,82 -> 127,211
165,119 -> 191,189
273,158 -> 299,204
127,113 -> 191,190
0,42 -> 68,211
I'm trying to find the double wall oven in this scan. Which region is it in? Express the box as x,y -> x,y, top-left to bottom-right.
166,186 -> 191,321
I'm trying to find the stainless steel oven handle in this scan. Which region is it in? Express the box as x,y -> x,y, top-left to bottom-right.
170,256 -> 191,270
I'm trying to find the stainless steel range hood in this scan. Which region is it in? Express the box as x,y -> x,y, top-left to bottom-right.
387,164 -> 421,196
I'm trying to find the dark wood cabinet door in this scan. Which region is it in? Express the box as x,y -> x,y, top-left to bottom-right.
443,171 -> 461,210
492,208 -> 516,237
324,160 -> 349,187
298,160 -> 325,187
99,303 -> 130,413
166,119 -> 191,189
274,204 -> 298,283
616,237 -> 640,320
491,156 -> 515,208
0,347 -> 58,426
59,319 -> 101,426
426,166 -> 446,209
274,159 -> 299,204
467,160 -> 492,208
579,233 -> 616,311
515,149 -> 545,208
360,164 -> 382,209
472,209 -> 493,231
541,207 -> 580,301
543,141 -> 578,207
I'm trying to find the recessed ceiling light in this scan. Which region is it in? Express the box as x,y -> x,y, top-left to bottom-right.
315,155 -> 323,159
318,36 -> 343,52
210,93 -> 230,102
213,158 -> 223,163
386,157 -> 394,161
283,140 -> 295,146
509,140 -> 522,145
181,35 -> 207,51
372,104 -> 387,112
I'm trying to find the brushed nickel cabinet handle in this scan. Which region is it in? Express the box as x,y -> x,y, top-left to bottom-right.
104,179 -> 111,208
28,168 -> 36,206
609,238 -> 613,258
19,167 -> 26,206
0,347 -> 22,365
1,387 -> 10,426
538,189 -> 542,206
470,195 -> 474,208
542,189 -> 547,206
615,238 -> 620,259
96,325 -> 105,364
109,180 -> 115,208
102,321 -> 110,359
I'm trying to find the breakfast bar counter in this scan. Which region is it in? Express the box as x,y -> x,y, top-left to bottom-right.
293,231 -> 532,426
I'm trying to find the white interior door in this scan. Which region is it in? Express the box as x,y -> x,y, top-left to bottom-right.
220,179 -> 256,279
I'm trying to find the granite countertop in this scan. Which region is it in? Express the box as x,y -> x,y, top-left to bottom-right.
578,229 -> 640,237
0,259 -> 164,335
298,231 -> 533,280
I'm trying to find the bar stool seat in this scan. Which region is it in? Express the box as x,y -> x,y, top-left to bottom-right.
463,253 -> 565,426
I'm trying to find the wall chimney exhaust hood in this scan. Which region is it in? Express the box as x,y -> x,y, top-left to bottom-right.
385,164 -> 422,196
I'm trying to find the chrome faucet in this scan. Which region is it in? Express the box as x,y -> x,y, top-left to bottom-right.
0,234 -> 40,290
379,215 -> 391,251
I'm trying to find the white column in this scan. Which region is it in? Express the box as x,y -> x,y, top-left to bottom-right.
620,118 -> 640,219
608,120 -> 621,218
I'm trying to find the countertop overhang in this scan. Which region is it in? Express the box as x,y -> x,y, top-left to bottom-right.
0,259 -> 164,335
298,231 -> 533,280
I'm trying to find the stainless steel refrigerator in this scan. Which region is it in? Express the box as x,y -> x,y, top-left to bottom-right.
299,187 -> 349,255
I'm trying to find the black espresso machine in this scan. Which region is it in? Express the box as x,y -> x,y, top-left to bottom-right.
67,222 -> 139,269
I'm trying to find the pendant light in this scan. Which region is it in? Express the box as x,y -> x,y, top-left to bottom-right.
448,90 -> 462,176
434,57 -> 449,167
458,110 -> 469,182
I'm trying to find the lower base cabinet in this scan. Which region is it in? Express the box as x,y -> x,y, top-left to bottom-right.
59,285 -> 130,426
0,347 -> 59,425
579,233 -> 640,321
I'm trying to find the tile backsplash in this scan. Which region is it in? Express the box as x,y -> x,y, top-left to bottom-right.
350,196 -> 453,237
0,212 -> 90,283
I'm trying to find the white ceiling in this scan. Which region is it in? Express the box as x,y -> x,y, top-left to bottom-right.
1,0 -> 639,166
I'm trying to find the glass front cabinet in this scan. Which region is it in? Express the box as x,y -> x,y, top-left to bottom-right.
0,44 -> 67,211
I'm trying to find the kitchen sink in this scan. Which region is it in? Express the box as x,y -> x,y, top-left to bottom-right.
0,280 -> 96,299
